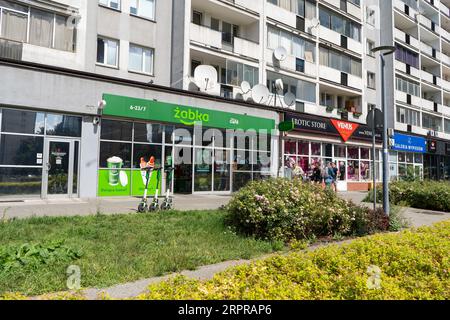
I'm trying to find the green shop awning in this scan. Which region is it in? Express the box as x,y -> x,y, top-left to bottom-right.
102,94 -> 276,132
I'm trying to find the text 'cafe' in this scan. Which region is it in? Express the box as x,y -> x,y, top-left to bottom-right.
282,113 -> 383,192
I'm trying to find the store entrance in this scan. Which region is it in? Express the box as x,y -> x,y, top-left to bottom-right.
42,139 -> 79,198
193,148 -> 231,193
335,159 -> 348,192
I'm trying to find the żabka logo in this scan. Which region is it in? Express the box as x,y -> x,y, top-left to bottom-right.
174,107 -> 210,126
331,119 -> 360,142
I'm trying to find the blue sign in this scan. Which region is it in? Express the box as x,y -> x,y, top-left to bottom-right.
392,133 -> 426,153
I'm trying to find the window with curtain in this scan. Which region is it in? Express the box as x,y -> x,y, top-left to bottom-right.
29,8 -> 54,48
97,37 -> 119,67
54,14 -> 75,51
267,26 -> 315,62
0,8 -> 28,42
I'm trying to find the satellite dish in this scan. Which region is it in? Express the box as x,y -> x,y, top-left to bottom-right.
284,92 -> 296,107
274,47 -> 287,61
240,81 -> 251,94
251,84 -> 270,104
310,17 -> 320,28
275,79 -> 284,94
194,65 -> 218,92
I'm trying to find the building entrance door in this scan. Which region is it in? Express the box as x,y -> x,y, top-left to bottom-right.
42,139 -> 79,198
335,159 -> 348,192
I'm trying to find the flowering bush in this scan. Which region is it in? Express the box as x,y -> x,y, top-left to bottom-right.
225,178 -> 389,242
137,221 -> 450,300
366,181 -> 450,212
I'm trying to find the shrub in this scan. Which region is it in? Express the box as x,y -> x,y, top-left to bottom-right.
225,178 -> 390,242
138,221 -> 450,300
366,181 -> 450,212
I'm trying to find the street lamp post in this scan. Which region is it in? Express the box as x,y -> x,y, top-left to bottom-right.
371,45 -> 396,216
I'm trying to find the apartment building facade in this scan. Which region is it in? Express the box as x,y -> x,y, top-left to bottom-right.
1,0 -> 449,201
381,0 -> 450,181
0,0 -> 279,200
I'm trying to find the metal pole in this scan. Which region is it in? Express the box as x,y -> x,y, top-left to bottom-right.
381,55 -> 390,216
372,106 -> 377,211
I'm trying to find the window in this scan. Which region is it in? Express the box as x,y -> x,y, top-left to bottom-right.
319,7 -> 361,42
396,76 -> 420,96
395,44 -> 419,68
267,71 -> 316,103
367,40 -> 375,56
267,26 -> 316,62
367,72 -> 376,89
192,11 -> 202,25
46,114 -> 82,137
320,93 -> 334,108
366,7 -> 376,26
129,44 -> 154,74
225,60 -> 259,87
97,37 -> 119,67
319,47 -> 362,77
267,0 -> 316,19
396,106 -> 420,126
0,1 -> 76,52
445,118 -> 450,134
0,1 -> 28,42
422,113 -> 442,132
99,0 -> 121,10
130,0 -> 155,20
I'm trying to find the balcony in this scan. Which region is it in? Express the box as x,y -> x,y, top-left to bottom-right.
394,0 -> 418,20
318,26 -> 362,55
443,78 -> 450,91
421,69 -> 441,86
440,2 -> 450,16
420,42 -> 440,59
265,49 -> 317,77
396,91 -> 422,106
233,36 -> 260,60
319,66 -> 363,91
395,60 -> 421,78
190,23 -> 223,49
394,28 -> 421,49
418,15 -> 440,33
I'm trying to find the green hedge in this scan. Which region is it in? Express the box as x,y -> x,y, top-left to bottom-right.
366,181 -> 450,212
136,221 -> 450,300
225,178 -> 391,242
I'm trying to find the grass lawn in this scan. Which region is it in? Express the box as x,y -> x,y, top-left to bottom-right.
0,210 -> 279,296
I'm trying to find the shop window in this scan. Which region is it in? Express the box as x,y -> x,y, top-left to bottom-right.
101,119 -> 132,141
1,109 -> 45,135
360,161 -> 371,181
46,114 -> 82,137
232,172 -> 252,192
298,141 -> 309,155
0,167 -> 42,197
334,145 -> 346,158
398,152 -> 406,163
361,148 -> 370,160
134,123 -> 162,143
347,160 -> 359,181
311,143 -> 321,156
234,150 -> 252,171
174,126 -> 193,145
285,140 -> 297,155
348,147 -> 359,159
133,144 -> 162,169
99,142 -> 132,168
0,135 -> 44,166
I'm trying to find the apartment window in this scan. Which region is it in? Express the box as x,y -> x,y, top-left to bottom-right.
396,106 -> 420,127
366,7 -> 376,26
226,60 -> 259,87
267,0 -> 316,19
192,11 -> 202,26
211,18 -> 220,31
0,1 -> 28,42
319,7 -> 361,42
97,37 -> 119,67
396,76 -> 420,96
267,26 -> 315,62
267,71 -> 316,103
296,58 -> 305,73
445,119 -> 450,134
99,0 -> 121,10
422,113 -> 442,132
367,40 -> 375,56
0,1 -> 76,52
320,93 -> 334,108
129,44 -> 154,74
130,0 -> 155,20
395,44 -> 419,68
367,72 -> 376,89
319,47 -> 362,77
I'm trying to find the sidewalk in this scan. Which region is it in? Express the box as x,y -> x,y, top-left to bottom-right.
0,195 -> 231,220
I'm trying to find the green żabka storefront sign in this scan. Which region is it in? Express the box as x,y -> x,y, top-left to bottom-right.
102,94 -> 276,132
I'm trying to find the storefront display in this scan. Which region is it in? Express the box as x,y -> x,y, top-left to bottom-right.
282,112 -> 382,191
99,94 -> 276,196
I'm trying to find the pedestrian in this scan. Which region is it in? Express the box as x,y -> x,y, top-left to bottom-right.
312,162 -> 323,185
325,162 -> 334,189
331,162 -> 339,192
